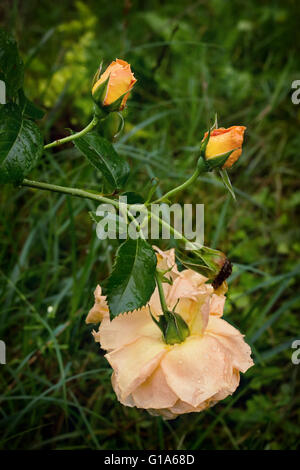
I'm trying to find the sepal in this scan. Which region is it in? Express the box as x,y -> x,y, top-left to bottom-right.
219,169 -> 236,200
92,62 -> 103,88
104,90 -> 129,112
156,265 -> 174,286
92,75 -> 110,107
197,144 -> 237,173
92,78 -> 129,115
164,310 -> 190,345
206,148 -> 237,170
200,128 -> 211,156
149,306 -> 190,345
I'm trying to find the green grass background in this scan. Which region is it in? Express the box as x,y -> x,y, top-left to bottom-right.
0,0 -> 300,450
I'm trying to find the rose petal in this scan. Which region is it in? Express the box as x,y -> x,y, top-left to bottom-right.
206,316 -> 243,337
204,126 -> 246,169
166,270 -> 212,333
92,328 -> 101,343
153,246 -> 179,276
211,369 -> 240,400
161,335 -> 233,407
216,335 -> 253,373
132,366 -> 178,409
176,295 -> 210,335
167,270 -> 210,306
206,317 -> 254,372
93,59 -> 136,108
168,399 -> 209,416
86,285 -> 109,324
105,336 -> 167,399
209,294 -> 226,317
111,372 -> 135,407
99,307 -> 162,351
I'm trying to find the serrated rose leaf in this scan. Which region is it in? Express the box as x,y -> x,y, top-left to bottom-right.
74,131 -> 130,190
105,238 -> 157,317
0,28 -> 24,99
0,103 -> 44,184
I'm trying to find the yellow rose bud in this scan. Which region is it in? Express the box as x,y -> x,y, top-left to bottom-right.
203,126 -> 246,169
92,59 -> 137,111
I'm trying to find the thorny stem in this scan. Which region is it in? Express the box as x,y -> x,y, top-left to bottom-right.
21,179 -> 120,208
20,179 -> 198,249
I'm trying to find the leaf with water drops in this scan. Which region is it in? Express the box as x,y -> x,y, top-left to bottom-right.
0,103 -> 44,184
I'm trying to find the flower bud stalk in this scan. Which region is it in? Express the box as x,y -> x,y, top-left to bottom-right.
152,271 -> 190,345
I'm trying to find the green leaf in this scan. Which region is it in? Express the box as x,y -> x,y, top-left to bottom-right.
0,28 -> 24,99
104,238 -> 157,317
0,103 -> 43,184
74,131 -> 130,190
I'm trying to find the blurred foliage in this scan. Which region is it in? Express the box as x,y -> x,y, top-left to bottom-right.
0,0 -> 300,450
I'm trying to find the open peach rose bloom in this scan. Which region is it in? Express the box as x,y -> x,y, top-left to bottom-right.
86,247 -> 254,420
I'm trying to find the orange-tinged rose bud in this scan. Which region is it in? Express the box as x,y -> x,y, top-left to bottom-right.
203,126 -> 246,169
92,59 -> 137,111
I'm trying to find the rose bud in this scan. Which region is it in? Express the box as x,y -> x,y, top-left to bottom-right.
202,126 -> 246,169
92,59 -> 137,112
177,245 -> 231,285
